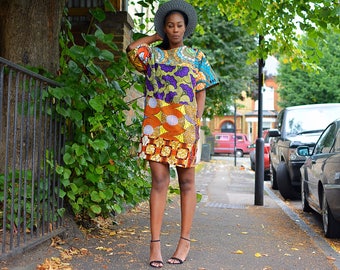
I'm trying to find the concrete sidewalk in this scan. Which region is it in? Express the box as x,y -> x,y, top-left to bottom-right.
4,158 -> 340,270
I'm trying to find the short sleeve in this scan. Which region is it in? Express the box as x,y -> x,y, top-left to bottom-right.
195,50 -> 219,92
127,44 -> 152,73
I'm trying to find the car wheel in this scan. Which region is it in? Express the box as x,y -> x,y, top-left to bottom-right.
250,160 -> 255,171
277,161 -> 300,200
270,163 -> 278,190
235,149 -> 243,157
301,180 -> 312,212
264,170 -> 271,181
322,192 -> 340,238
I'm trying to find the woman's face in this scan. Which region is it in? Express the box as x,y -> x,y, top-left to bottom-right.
163,12 -> 186,47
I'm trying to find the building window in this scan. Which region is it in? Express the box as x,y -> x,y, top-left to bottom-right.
221,121 -> 234,133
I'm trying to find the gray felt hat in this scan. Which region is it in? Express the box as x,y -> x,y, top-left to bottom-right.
154,0 -> 197,38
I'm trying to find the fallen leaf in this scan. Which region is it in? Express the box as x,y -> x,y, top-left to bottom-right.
241,232 -> 248,235
233,250 -> 244,254
291,247 -> 299,251
255,252 -> 262,257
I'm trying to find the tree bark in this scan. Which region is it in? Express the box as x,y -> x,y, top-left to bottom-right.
0,0 -> 66,73
0,0 -> 66,173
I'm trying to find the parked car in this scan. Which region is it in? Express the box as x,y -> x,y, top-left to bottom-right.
213,132 -> 250,157
297,119 -> 340,238
249,130 -> 271,179
269,103 -> 340,200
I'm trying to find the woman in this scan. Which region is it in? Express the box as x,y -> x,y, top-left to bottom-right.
126,0 -> 219,267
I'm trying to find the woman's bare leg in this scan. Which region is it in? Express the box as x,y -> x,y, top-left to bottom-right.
168,166 -> 196,263
149,161 -> 170,267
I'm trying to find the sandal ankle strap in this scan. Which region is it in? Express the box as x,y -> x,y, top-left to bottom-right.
180,236 -> 190,242
150,239 -> 161,243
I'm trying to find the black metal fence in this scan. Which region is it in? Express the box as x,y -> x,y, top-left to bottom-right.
0,57 -> 65,259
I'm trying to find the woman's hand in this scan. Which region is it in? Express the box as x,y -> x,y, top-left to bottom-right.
126,33 -> 163,52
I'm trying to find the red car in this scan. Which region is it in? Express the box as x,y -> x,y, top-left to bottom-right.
249,130 -> 271,179
213,132 -> 251,157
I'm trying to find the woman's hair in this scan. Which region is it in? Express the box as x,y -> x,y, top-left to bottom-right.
157,10 -> 188,50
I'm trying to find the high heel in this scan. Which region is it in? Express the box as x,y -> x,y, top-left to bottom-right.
167,237 -> 191,265
149,240 -> 163,268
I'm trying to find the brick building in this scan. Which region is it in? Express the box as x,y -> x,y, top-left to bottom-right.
207,56 -> 281,143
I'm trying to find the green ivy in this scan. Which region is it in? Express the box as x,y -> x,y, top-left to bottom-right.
0,170 -> 61,231
50,7 -> 150,220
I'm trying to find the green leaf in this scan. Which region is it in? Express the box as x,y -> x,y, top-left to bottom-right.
67,191 -> 76,201
196,192 -> 203,203
86,62 -> 104,76
89,139 -> 109,151
89,97 -> 104,112
95,166 -> 104,175
90,8 -> 106,22
82,34 -> 96,46
104,189 -> 113,200
99,191 -> 106,200
99,50 -> 114,61
63,153 -> 75,165
86,171 -> 101,184
90,191 -> 101,202
90,204 -> 102,214
84,45 -> 101,58
57,208 -> 66,217
56,165 -> 64,175
63,168 -> 72,179
70,183 -> 79,194
112,204 -> 122,214
59,190 -> 66,199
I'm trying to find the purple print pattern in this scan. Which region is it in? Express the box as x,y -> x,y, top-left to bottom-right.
162,75 -> 177,88
154,92 -> 165,100
165,91 -> 177,103
175,67 -> 189,77
146,79 -> 154,91
160,64 -> 176,72
180,84 -> 194,102
157,78 -> 165,89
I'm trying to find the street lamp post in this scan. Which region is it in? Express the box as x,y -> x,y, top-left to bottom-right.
255,36 -> 265,206
234,101 -> 237,167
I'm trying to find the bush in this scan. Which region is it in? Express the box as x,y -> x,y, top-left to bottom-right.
50,7 -> 150,220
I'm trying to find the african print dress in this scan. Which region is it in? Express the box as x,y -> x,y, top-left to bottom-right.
128,44 -> 218,168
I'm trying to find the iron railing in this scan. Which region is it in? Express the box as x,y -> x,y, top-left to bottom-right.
0,57 -> 65,259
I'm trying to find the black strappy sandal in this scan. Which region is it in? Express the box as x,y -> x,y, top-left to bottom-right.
149,240 -> 164,268
167,236 -> 191,265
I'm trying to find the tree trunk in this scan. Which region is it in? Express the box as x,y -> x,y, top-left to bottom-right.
0,0 -> 65,73
0,0 -> 65,173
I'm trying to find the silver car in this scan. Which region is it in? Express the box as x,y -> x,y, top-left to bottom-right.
298,119 -> 340,238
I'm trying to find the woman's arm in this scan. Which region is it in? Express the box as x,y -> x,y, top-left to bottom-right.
196,90 -> 206,119
126,33 -> 163,52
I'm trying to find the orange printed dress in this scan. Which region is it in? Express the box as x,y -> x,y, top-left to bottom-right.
128,44 -> 218,168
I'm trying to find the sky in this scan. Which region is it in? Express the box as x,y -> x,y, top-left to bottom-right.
264,55 -> 279,76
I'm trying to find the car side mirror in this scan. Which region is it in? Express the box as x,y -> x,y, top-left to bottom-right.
297,146 -> 311,156
268,129 -> 280,137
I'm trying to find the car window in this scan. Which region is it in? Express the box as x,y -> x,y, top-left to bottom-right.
334,130 -> 340,152
236,135 -> 244,141
263,131 -> 270,143
314,123 -> 337,154
216,135 -> 229,140
285,106 -> 340,136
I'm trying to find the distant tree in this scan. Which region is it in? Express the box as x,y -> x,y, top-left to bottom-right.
187,7 -> 257,118
277,32 -> 340,108
194,0 -> 339,69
